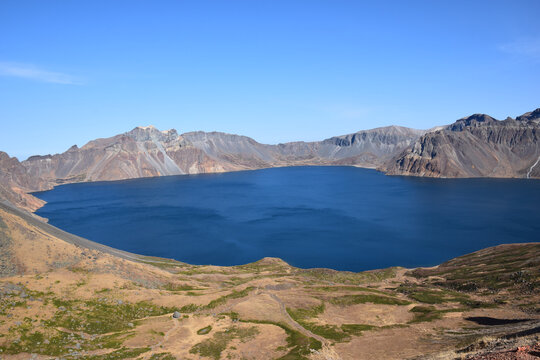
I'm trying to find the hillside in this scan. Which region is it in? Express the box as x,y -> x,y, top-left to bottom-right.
1,108 -> 539,213
0,153 -> 45,212
0,201 -> 538,359
385,109 -> 540,178
0,125 -> 423,211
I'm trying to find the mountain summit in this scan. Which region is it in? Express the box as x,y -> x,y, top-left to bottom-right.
385,108 -> 540,178
0,109 -> 538,212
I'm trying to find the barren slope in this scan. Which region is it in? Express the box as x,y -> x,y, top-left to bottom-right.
0,125 -> 423,211
0,203 -> 538,359
385,109 -> 540,178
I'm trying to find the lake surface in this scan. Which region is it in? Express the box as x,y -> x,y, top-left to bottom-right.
34,166 -> 540,271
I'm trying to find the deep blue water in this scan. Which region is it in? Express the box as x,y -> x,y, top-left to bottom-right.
34,166 -> 540,272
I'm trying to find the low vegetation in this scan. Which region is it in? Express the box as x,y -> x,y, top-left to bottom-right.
296,267 -> 398,284
308,285 -> 388,294
45,299 -> 174,334
410,244 -> 540,293
189,326 -> 259,360
1,205 -> 538,360
197,325 -> 212,335
329,294 -> 411,306
240,319 -> 322,360
286,302 -> 378,342
149,353 -> 177,360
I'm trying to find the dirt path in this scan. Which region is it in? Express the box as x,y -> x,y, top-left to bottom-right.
142,317 -> 180,359
264,291 -> 328,344
213,287 -> 328,344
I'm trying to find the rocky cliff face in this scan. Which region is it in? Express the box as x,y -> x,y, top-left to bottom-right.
5,107 -> 540,213
21,126 -> 235,188
385,109 -> 540,178
183,125 -> 425,168
0,152 -> 45,212
0,124 -> 423,211
309,125 -> 425,166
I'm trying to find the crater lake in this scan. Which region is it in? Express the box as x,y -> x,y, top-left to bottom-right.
34,166 -> 540,271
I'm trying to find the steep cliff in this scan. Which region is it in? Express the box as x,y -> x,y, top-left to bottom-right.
0,152 -> 45,212
182,125 -> 424,169
6,106 -> 540,214
385,109 -> 540,178
21,126 -> 235,188
0,124 -> 423,211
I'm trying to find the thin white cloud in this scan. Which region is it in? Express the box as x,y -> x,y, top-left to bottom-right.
0,61 -> 83,85
498,37 -> 540,59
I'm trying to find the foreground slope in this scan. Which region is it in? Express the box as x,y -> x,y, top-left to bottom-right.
386,109 -> 540,178
0,203 -> 538,359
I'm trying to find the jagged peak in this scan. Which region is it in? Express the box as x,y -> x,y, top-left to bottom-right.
130,125 -> 177,133
459,113 -> 496,122
449,113 -> 497,131
448,108 -> 540,131
516,108 -> 540,122
126,125 -> 179,141
0,151 -> 13,160
137,125 -> 157,130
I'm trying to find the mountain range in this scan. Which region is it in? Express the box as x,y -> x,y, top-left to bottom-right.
386,108 -> 540,178
0,109 -> 539,359
0,108 -> 538,212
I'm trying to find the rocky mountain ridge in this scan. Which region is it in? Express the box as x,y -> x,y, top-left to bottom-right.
385,108 -> 540,178
0,152 -> 45,212
0,125 -> 424,211
0,108 -> 539,212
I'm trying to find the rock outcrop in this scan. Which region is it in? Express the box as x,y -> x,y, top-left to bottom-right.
182,125 -> 425,169
21,126 -> 236,188
2,108 -> 539,213
0,152 -> 45,212
385,109 -> 540,178
21,125 -> 423,189
0,124 -> 423,211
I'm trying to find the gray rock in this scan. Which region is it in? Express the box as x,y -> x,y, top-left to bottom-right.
172,311 -> 181,318
386,109 -> 540,179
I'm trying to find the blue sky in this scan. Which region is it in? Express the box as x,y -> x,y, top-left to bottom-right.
1,0 -> 539,160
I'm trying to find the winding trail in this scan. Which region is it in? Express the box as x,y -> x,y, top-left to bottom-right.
142,317 -> 180,359
152,317 -> 179,350
142,287 -> 336,359
264,291 -> 328,344
527,155 -> 540,179
215,287 -> 328,344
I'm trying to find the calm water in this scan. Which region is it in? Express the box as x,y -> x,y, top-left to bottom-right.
34,166 -> 540,271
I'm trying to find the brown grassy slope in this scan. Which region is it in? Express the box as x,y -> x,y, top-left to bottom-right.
411,243 -> 540,294
0,204 -> 538,359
